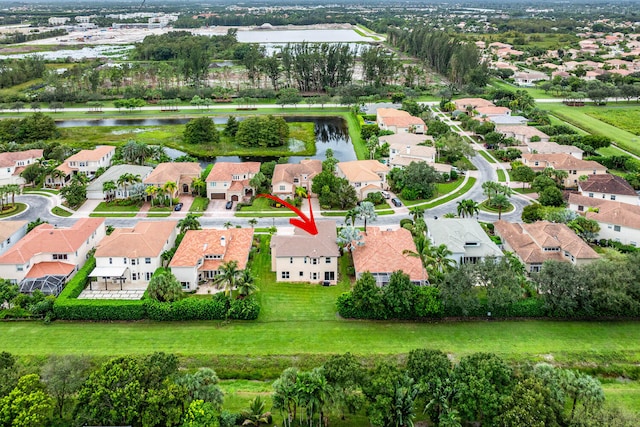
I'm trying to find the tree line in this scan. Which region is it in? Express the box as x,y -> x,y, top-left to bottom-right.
0,56 -> 46,89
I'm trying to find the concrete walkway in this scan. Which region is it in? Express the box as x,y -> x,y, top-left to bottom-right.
78,289 -> 145,300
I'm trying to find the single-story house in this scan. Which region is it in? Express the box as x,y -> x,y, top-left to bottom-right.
494,220 -> 599,273
169,228 -> 254,291
453,98 -> 495,112
86,164 -> 153,200
496,125 -> 550,144
513,71 -> 549,86
425,218 -> 503,265
376,108 -> 426,134
270,220 -> 339,284
351,227 -> 426,286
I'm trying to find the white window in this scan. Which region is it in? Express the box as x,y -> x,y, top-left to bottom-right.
325,257 -> 331,264
588,193 -> 594,198
311,272 -> 318,280
299,271 -> 304,277
210,182 -> 216,187
123,258 -> 127,264
145,258 -> 151,264
132,273 -> 138,280
290,257 -> 293,264
281,271 -> 290,279
279,185 -> 286,191
614,225 -> 621,232
311,258 -> 318,265
611,195 -> 616,201
109,258 -> 112,264
131,258 -> 136,265
146,272 -> 152,280
16,265 -> 23,272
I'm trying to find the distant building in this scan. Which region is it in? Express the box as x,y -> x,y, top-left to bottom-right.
48,17 -> 70,26
0,149 -> 43,187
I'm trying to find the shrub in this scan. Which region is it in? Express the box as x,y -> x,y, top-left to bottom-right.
54,299 -> 146,321
228,296 -> 260,320
144,294 -> 229,321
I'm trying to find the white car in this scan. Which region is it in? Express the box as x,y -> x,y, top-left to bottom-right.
381,191 -> 390,199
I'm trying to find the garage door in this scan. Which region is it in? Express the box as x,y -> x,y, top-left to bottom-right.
210,193 -> 225,200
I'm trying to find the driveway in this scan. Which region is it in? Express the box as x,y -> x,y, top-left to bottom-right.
11,195 -> 76,227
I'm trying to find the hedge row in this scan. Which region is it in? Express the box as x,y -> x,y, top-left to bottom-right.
54,257 -> 260,321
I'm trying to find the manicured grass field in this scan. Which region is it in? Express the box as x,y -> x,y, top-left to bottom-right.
188,196 -> 209,213
497,169 -> 506,182
543,103 -> 640,157
51,206 -> 73,217
587,108 -> 640,136
478,149 -> 496,163
401,177 -> 471,207
92,201 -> 141,213
488,79 -> 558,100
0,203 -> 27,218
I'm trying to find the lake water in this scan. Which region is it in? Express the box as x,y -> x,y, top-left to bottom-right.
55,116 -> 355,163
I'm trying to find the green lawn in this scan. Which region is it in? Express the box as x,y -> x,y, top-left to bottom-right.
587,107 -> 640,136
22,188 -> 59,195
92,201 -> 141,214
51,206 -> 73,217
189,196 -> 209,213
402,177 -> 467,206
543,103 -> 640,157
236,197 -> 297,217
497,169 -> 506,182
488,79 -> 558,100
478,150 -> 497,163
0,203 -> 27,218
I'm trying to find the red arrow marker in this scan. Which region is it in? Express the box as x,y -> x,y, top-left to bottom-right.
257,193 -> 318,235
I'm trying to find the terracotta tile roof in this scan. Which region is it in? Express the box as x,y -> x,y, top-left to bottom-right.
206,162 -> 261,182
336,160 -> 389,183
352,227 -> 425,282
55,162 -> 74,175
65,145 -> 115,163
0,221 -> 26,242
521,153 -> 607,171
25,261 -> 75,278
12,166 -> 25,176
526,141 -> 583,156
578,174 -> 637,197
454,98 -> 495,110
0,218 -> 105,265
272,160 -> 322,185
494,220 -> 599,265
0,149 -> 43,168
569,194 -> 640,229
169,228 -> 254,269
475,106 -> 511,116
382,115 -> 426,128
95,221 -> 177,258
143,162 -> 201,185
376,108 -> 412,118
271,220 -> 339,258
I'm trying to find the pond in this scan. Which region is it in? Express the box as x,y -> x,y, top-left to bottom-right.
55,116 -> 356,163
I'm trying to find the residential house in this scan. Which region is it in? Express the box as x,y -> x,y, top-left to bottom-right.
0,149 -> 43,186
90,221 -> 178,289
376,108 -> 426,134
453,98 -> 495,112
524,141 -> 584,160
424,218 -> 503,265
271,160 -> 322,199
577,174 -> 639,205
568,194 -> 640,246
351,227 -> 426,286
379,133 -> 447,171
513,71 -> 549,86
520,153 -> 608,187
49,146 -> 115,186
497,125 -> 550,144
493,220 -> 599,273
270,220 -> 339,284
0,218 -> 105,293
143,162 -> 202,195
489,115 -> 529,126
206,162 -> 261,201
475,106 -> 511,117
335,160 -> 389,200
86,164 -> 153,200
169,228 -> 254,291
0,221 -> 27,255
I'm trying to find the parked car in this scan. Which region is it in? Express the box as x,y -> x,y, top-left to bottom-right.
174,203 -> 184,211
225,201 -> 233,210
381,191 -> 390,199
391,198 -> 402,207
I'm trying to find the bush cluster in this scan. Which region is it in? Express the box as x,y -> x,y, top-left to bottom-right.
144,294 -> 259,321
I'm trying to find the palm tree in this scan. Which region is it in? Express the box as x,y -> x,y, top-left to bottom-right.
162,181 -> 177,206
356,201 -> 377,234
248,218 -> 258,229
145,185 -> 158,206
236,269 -> 258,297
491,194 -> 510,220
102,180 -> 117,201
223,221 -> 233,229
426,244 -> 456,281
337,226 -> 364,253
456,199 -> 479,218
117,173 -> 131,198
191,177 -> 206,197
213,260 -> 241,296
344,208 -> 357,227
482,181 -> 499,204
178,213 -> 201,234
294,186 -> 308,199
409,206 -> 425,223
242,396 -> 271,427
5,184 -> 20,207
48,168 -> 66,188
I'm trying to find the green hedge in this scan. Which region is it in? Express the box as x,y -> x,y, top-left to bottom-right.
144,294 -> 260,321
54,299 -> 146,321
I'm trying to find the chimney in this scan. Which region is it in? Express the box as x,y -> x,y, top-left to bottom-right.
220,236 -> 226,247
406,145 -> 411,154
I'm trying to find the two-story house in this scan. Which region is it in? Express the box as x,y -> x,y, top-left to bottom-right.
270,220 -> 339,284
569,193 -> 640,247
89,221 -> 178,290
520,153 -> 608,188
49,146 -> 115,186
425,218 -> 503,265
577,174 -> 639,205
497,125 -> 551,144
143,162 -> 202,195
86,164 -> 153,200
0,218 -> 106,294
206,162 -> 261,201
376,108 -> 426,134
271,160 -> 322,199
169,228 -> 254,291
524,141 -> 584,159
494,220 -> 599,273
0,149 -> 43,186
335,160 -> 390,200
352,227 -> 426,286
0,221 -> 27,255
